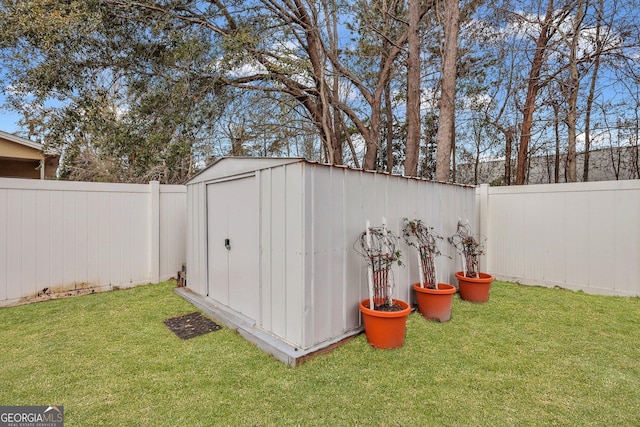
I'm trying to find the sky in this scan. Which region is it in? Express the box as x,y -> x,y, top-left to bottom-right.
0,107 -> 22,135
0,67 -> 23,135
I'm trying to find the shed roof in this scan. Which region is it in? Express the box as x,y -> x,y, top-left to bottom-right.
186,157 -> 304,184
187,156 -> 475,188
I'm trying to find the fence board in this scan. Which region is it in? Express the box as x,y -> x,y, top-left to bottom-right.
478,180 -> 640,296
0,178 -> 186,306
3,176 -> 637,305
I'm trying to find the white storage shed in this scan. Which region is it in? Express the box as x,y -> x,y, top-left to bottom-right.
179,157 -> 476,365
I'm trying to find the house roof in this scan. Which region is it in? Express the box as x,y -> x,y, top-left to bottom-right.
0,130 -> 43,151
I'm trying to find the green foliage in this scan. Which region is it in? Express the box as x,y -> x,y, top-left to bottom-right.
0,0 -> 231,182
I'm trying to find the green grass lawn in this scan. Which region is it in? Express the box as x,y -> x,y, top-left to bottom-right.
1,280 -> 639,426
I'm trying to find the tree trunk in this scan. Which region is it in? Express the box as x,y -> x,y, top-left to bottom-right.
552,100 -> 560,183
328,4 -> 344,166
516,0 -> 555,185
385,79 -> 394,173
504,128 -> 513,185
565,0 -> 585,183
584,0 -> 604,182
435,0 -> 459,182
404,0 -> 421,177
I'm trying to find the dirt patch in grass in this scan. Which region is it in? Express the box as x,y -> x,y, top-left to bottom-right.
163,312 -> 221,340
11,286 -> 102,306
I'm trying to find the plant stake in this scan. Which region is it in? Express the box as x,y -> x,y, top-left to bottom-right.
365,220 -> 375,309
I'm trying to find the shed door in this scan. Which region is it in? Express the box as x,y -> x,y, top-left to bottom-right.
207,177 -> 259,323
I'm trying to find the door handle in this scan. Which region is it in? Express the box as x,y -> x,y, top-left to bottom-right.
224,238 -> 231,250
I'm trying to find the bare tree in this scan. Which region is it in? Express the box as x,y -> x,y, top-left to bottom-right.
515,0 -> 573,185
404,0 -> 422,177
435,0 -> 460,181
563,0 -> 586,182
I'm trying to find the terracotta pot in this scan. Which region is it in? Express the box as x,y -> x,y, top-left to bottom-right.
455,271 -> 494,303
359,299 -> 411,349
412,283 -> 456,322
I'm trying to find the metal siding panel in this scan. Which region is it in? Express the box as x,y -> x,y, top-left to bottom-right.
436,183 -> 452,285
260,169 -> 272,331
206,182 -> 230,305
189,184 -> 201,294
426,182 -> 442,229
330,168 -> 347,336
343,171 -> 365,328
303,165 -> 315,346
187,184 -> 206,296
186,186 -> 195,289
188,157 -> 302,184
284,164 -> 303,347
362,173 -> 382,224
402,180 -> 421,291
227,177 -> 260,322
386,176 -> 410,302
269,166 -> 287,339
311,166 -> 333,344
198,183 -> 208,295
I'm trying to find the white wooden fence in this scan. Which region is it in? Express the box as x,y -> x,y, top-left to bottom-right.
2,176 -> 638,306
477,180 -> 640,296
0,178 -> 186,306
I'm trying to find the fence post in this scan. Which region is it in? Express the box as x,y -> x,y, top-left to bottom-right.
478,183 -> 490,274
149,181 -> 160,284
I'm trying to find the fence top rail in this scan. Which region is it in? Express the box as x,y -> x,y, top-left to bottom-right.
159,185 -> 187,193
0,178 -> 185,193
480,179 -> 640,195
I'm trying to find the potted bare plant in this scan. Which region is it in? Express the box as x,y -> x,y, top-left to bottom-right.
403,218 -> 456,322
354,218 -> 411,349
448,220 -> 494,303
